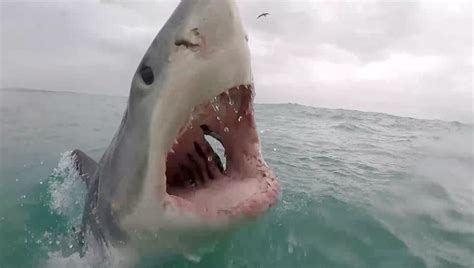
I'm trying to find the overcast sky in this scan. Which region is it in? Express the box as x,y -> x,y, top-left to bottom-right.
1,0 -> 472,122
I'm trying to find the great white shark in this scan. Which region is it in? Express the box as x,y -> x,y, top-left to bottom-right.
71,0 -> 280,263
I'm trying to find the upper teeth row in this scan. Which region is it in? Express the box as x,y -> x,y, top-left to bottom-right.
169,85 -> 252,154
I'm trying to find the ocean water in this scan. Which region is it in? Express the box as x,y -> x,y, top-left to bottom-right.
0,89 -> 473,268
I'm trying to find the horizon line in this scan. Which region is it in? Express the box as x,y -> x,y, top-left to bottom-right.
1,87 -> 470,125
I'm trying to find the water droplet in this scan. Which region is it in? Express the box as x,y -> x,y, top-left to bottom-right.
39,181 -> 43,185
15,179 -> 19,182
40,161 -> 44,165
238,116 -> 242,122
229,98 -> 234,105
69,244 -> 73,249
224,127 -> 229,132
55,240 -> 60,245
21,195 -> 26,199
216,116 -> 220,121
24,239 -> 28,243
210,97 -> 220,112
207,156 -> 213,162
260,130 -> 265,134
273,148 -> 277,151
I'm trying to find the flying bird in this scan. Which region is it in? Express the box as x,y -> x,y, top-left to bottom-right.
257,12 -> 270,19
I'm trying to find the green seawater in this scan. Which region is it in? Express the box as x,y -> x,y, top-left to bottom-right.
1,89 -> 473,267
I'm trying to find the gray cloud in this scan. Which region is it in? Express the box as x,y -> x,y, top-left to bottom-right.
1,0 -> 472,122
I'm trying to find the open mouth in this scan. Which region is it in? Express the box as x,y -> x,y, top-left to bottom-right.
164,85 -> 279,219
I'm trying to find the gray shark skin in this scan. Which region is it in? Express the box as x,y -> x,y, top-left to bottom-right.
71,0 -> 280,263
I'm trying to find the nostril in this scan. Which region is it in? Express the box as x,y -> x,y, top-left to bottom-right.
140,66 -> 154,85
191,28 -> 199,36
175,39 -> 200,50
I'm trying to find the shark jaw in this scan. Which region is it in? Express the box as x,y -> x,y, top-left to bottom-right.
120,83 -> 280,237
165,84 -> 279,219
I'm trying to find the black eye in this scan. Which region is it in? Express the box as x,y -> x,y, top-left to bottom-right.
140,65 -> 154,85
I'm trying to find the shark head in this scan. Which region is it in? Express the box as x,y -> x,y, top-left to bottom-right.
88,0 -> 279,254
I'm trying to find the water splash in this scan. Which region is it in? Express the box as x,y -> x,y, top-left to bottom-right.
48,151 -> 87,227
